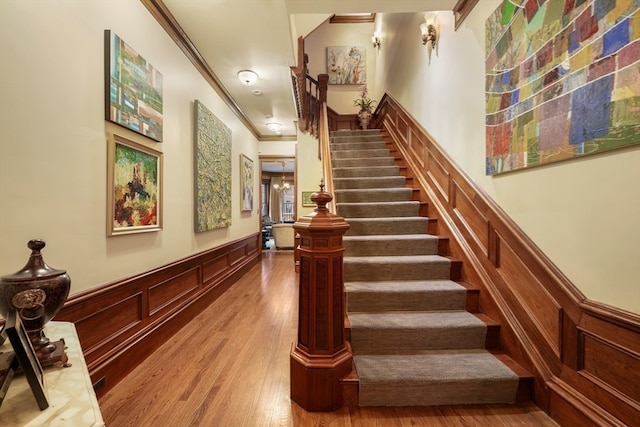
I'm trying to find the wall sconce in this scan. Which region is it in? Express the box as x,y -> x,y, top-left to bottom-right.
237,69 -> 258,85
420,13 -> 438,50
372,32 -> 381,49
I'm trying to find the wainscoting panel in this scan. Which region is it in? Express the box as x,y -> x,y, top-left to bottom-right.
451,181 -> 489,255
148,266 -> 200,316
376,93 -> 640,426
56,233 -> 261,396
497,238 -> 562,356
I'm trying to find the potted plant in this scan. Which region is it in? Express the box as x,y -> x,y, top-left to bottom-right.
353,85 -> 376,129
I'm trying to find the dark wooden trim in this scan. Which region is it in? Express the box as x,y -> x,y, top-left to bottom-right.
329,14 -> 376,24
376,93 -> 640,426
327,107 -> 358,131
56,233 -> 261,397
453,0 -> 479,30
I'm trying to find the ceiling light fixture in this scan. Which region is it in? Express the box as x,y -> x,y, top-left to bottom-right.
273,162 -> 290,192
237,69 -> 258,85
266,122 -> 282,132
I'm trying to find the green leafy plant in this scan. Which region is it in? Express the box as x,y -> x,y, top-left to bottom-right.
353,85 -> 377,112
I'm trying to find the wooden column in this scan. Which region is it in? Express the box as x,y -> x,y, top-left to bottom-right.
290,183 -> 352,412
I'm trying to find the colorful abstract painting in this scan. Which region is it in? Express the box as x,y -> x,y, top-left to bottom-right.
108,134 -> 162,236
105,31 -> 163,142
194,100 -> 232,232
327,46 -> 367,84
485,0 -> 640,175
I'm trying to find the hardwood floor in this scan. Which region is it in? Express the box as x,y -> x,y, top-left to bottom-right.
98,250 -> 559,426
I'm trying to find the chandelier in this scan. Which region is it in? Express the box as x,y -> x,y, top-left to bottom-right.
273,162 -> 290,192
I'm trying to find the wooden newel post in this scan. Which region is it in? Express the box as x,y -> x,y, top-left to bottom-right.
290,181 -> 352,412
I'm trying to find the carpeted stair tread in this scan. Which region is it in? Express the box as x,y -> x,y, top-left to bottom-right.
331,141 -> 386,151
335,188 -> 413,203
333,176 -> 406,189
333,157 -> 395,168
331,149 -> 391,159
344,255 -> 451,281
345,217 -> 430,235
333,165 -> 400,178
343,234 -> 439,256
354,351 -> 519,406
346,280 -> 466,311
337,201 -> 420,218
349,311 -> 487,352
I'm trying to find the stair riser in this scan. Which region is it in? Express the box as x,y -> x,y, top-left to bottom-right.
334,166 -> 400,178
344,261 -> 451,281
334,177 -> 406,190
335,189 -> 413,203
344,239 -> 438,256
333,158 -> 395,168
351,327 -> 487,354
331,149 -> 390,159
337,202 -> 420,218
331,142 -> 386,151
347,291 -> 467,312
345,219 -> 429,235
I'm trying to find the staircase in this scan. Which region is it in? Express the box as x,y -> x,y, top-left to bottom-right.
330,129 -> 530,407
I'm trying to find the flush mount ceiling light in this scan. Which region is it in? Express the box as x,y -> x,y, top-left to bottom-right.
266,122 -> 282,132
237,69 -> 258,85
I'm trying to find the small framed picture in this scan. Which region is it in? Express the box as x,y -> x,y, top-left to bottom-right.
107,133 -> 163,236
302,191 -> 315,207
4,311 -> 48,410
240,154 -> 254,212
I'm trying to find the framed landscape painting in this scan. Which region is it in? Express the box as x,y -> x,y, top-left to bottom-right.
105,30 -> 163,142
240,154 -> 253,212
107,134 -> 163,236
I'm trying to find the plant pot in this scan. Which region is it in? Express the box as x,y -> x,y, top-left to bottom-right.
358,109 -> 372,130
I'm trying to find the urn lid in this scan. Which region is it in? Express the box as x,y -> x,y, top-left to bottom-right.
1,239 -> 67,282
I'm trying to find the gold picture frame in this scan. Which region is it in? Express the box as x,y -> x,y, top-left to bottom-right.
301,191 -> 315,207
107,134 -> 163,236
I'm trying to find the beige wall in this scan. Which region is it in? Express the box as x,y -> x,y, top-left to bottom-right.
305,20 -> 378,114
378,4 -> 640,313
0,1 -> 259,295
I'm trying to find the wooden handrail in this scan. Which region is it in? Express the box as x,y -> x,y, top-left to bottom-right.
319,102 -> 335,213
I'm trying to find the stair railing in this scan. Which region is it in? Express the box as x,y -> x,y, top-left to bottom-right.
319,101 -> 335,213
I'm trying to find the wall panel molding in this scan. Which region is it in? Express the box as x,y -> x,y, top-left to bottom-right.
56,233 -> 261,396
376,93 -> 640,426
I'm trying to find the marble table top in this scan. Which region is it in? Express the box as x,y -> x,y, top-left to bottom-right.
0,321 -> 104,426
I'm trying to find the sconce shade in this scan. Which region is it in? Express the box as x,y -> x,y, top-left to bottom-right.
372,32 -> 380,48
237,69 -> 258,85
420,13 -> 438,49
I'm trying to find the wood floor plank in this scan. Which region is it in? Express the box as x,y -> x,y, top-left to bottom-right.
99,250 -> 558,426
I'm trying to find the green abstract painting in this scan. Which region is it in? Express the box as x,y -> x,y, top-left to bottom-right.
194,100 -> 232,232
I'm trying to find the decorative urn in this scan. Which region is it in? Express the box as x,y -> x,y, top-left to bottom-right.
0,239 -> 70,363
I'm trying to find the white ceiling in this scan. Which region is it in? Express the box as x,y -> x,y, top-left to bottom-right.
156,0 -> 458,141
